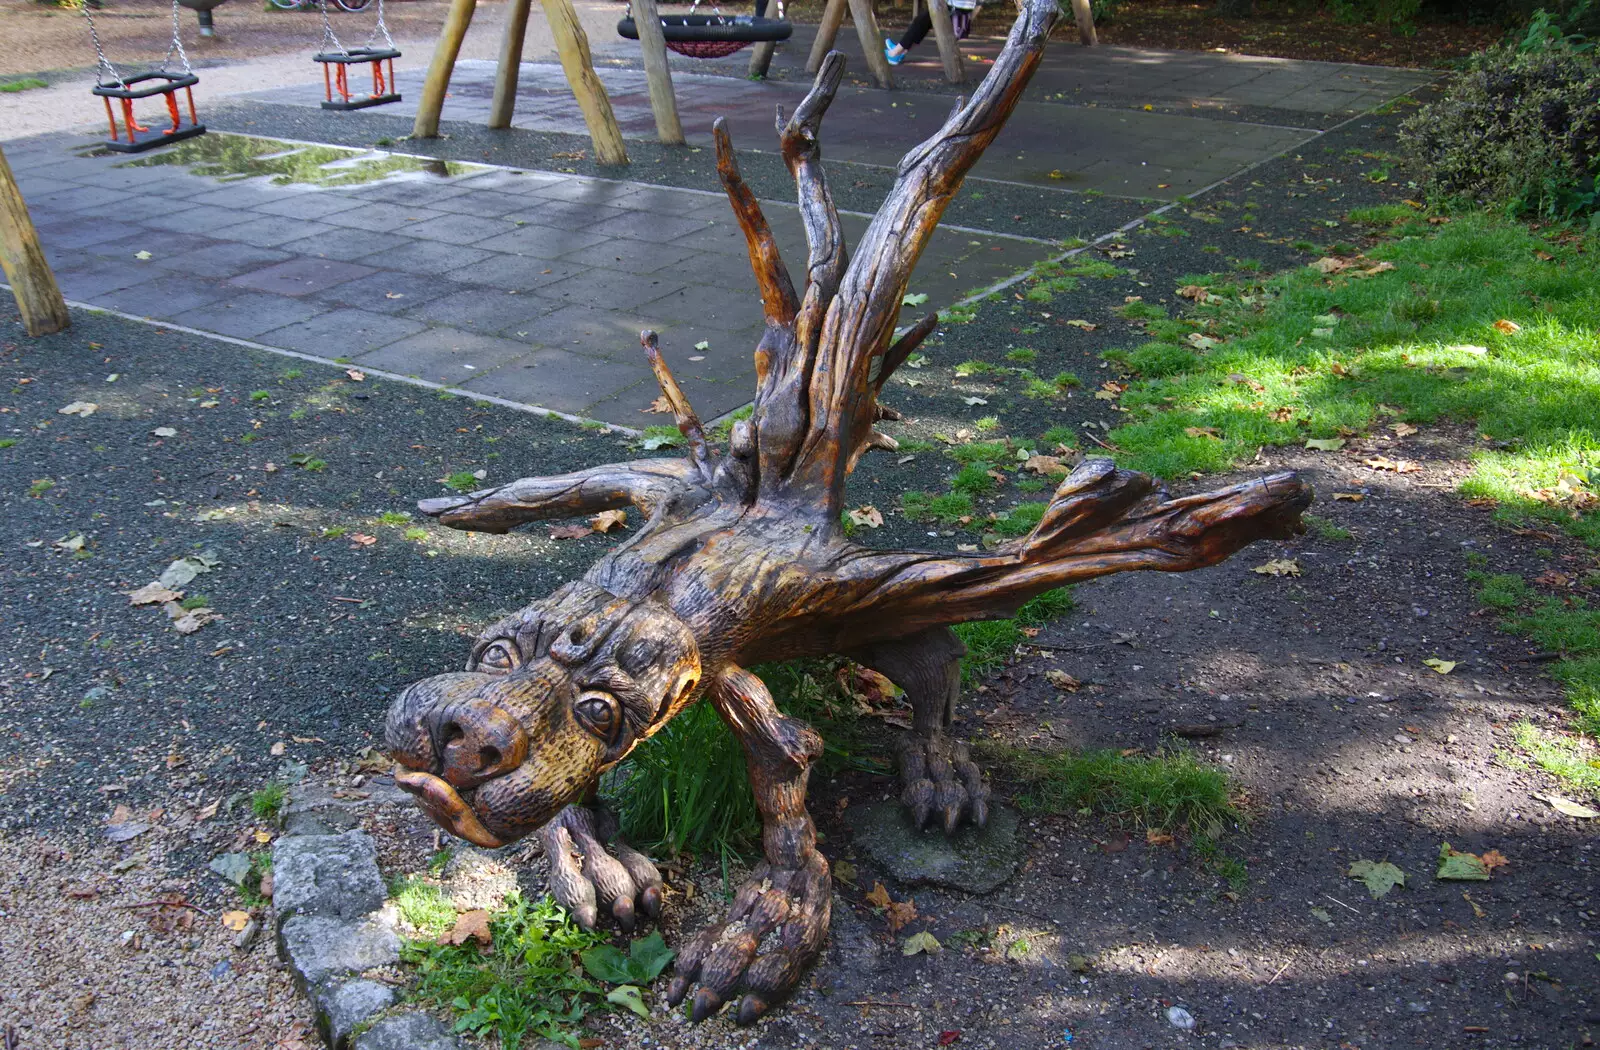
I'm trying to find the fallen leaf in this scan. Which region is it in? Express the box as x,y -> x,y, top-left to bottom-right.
885,897 -> 918,933
902,930 -> 942,956
1436,843 -> 1491,881
1364,456 -> 1419,473
1423,657 -> 1456,674
1492,319 -> 1521,335
644,396 -> 672,414
847,505 -> 884,528
1044,669 -> 1080,692
938,1032 -> 962,1047
1065,319 -> 1097,331
902,292 -> 929,307
1305,438 -> 1345,452
1176,284 -> 1209,301
693,340 -> 711,351
105,822 -> 151,842
832,859 -> 858,886
1347,859 -> 1406,899
962,396 -> 989,406
1462,890 -> 1486,918
1146,829 -> 1175,847
134,250 -> 153,261
1479,849 -> 1509,873
590,509 -> 628,533
1311,257 -> 1348,275
125,582 -> 183,606
1310,906 -> 1333,923
1533,792 -> 1598,818
1252,559 -> 1302,577
1184,426 -> 1221,440
1447,343 -> 1488,356
270,741 -> 287,757
221,910 -> 252,932
1186,333 -> 1219,351
54,534 -> 86,553
865,881 -> 893,909
1333,492 -> 1365,501
441,909 -> 493,947
349,534 -> 377,547
58,401 -> 98,417
549,524 -> 592,540
152,427 -> 177,438
607,984 -> 649,1019
1023,454 -> 1071,477
1390,422 -> 1419,437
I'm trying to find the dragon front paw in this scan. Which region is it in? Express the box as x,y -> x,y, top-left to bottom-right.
539,805 -> 662,933
665,852 -> 831,1026
898,733 -> 990,833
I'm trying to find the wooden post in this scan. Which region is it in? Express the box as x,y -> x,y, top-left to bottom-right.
1069,0 -> 1097,45
633,0 -> 685,143
489,0 -> 534,129
806,0 -> 847,74
927,0 -> 965,84
540,0 -> 629,165
747,39 -> 777,79
846,0 -> 893,88
413,0 -> 477,139
0,145 -> 69,337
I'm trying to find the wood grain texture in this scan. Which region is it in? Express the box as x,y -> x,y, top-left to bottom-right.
0,145 -> 69,336
389,0 -> 1310,1025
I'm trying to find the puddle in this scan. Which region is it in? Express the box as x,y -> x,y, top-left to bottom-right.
81,132 -> 484,188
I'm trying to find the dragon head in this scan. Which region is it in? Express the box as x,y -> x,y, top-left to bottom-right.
386,582 -> 701,847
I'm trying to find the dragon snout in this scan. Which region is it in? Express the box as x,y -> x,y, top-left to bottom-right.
428,698 -> 529,789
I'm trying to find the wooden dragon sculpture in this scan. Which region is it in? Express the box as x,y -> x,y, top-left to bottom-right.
387,0 -> 1311,1025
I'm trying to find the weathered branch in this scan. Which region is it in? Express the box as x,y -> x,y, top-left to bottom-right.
759,0 -> 1060,508
641,330 -> 714,484
875,312 -> 939,393
823,460 -> 1313,639
713,118 -> 797,329
777,52 -> 849,369
417,459 -> 704,533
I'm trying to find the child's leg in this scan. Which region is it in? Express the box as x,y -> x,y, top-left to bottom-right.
899,10 -> 933,49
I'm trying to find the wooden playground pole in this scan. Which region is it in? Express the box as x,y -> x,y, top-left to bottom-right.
0,146 -> 69,337
845,0 -> 893,88
413,0 -> 477,138
633,0 -> 685,144
805,0 -> 848,74
489,0 -> 534,129
540,0 -> 629,165
1069,0 -> 1098,44
747,38 -> 777,79
927,0 -> 965,84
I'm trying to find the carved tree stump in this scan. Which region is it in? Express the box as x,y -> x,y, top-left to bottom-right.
387,0 -> 1311,1025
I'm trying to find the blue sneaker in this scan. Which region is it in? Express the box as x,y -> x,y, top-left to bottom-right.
884,40 -> 905,65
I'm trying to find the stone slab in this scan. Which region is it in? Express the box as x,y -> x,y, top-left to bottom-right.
847,800 -> 1021,894
314,978 -> 397,1050
278,913 -> 401,992
353,1011 -> 461,1050
272,830 -> 388,920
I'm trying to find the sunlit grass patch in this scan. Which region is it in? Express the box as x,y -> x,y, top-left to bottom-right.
1511,722 -> 1600,801
982,744 -> 1239,840
1102,213 -> 1598,545
391,875 -> 458,936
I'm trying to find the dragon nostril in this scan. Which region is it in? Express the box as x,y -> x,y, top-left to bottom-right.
478,745 -> 501,770
441,722 -> 466,745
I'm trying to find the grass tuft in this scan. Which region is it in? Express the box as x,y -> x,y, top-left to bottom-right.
250,781 -> 287,820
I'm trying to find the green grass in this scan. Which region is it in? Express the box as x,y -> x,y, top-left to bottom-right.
1303,514 -> 1352,541
1109,342 -> 1201,378
1470,569 -> 1600,792
947,440 -> 1011,466
951,463 -> 997,497
983,744 -> 1238,840
28,478 -> 54,497
251,781 -> 287,820
0,439 -> 17,448
402,893 -> 614,1049
902,491 -> 975,524
987,501 -> 1048,538
392,875 -> 458,936
250,390 -> 270,402
0,77 -> 48,93
379,511 -> 412,526
179,594 -> 210,610
1006,348 -> 1038,364
952,588 -> 1075,684
445,471 -> 479,492
1116,301 -> 1168,322
1099,213 -> 1598,549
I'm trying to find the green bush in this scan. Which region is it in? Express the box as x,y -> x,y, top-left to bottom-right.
1402,20 -> 1600,223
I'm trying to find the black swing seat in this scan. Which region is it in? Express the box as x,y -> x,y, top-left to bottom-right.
91,70 -> 199,100
92,72 -> 205,153
313,47 -> 402,111
618,14 -> 791,58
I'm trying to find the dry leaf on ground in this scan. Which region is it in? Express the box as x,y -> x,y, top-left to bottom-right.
549,524 -> 592,540
590,509 -> 628,533
847,505 -> 884,528
221,910 -> 252,932
1252,559 -> 1302,577
1045,669 -> 1081,692
125,582 -> 182,606
1364,456 -> 1419,473
441,909 -> 493,947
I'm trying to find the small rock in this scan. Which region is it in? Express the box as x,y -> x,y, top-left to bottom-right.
234,917 -> 261,950
353,1010 -> 462,1050
1393,733 -> 1413,744
210,959 -> 232,980
1167,1006 -> 1195,1030
278,914 -> 401,993
315,979 -> 398,1050
272,830 -> 386,920
209,852 -> 253,887
847,801 -> 1022,894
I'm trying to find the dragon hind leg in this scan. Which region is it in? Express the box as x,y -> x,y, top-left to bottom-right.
848,627 -> 991,832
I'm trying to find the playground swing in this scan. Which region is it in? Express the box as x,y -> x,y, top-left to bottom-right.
618,0 -> 790,60
84,0 -> 206,154
313,0 -> 402,111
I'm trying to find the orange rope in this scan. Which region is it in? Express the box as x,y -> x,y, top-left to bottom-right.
102,95 -> 118,141
323,62 -> 333,103
120,97 -> 149,135
164,88 -> 181,132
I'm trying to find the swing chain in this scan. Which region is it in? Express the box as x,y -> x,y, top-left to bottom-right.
367,0 -> 396,52
160,0 -> 194,75
80,1 -> 126,88
318,0 -> 347,56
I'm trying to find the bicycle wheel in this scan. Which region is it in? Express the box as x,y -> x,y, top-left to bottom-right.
334,0 -> 373,11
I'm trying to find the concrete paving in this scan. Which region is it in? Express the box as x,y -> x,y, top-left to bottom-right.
3,22 -> 1432,426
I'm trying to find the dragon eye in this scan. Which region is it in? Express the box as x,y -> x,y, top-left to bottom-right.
477,640 -> 519,674
573,692 -> 620,742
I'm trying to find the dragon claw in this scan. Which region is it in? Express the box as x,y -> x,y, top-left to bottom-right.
538,805 -> 662,933
898,735 -> 990,833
